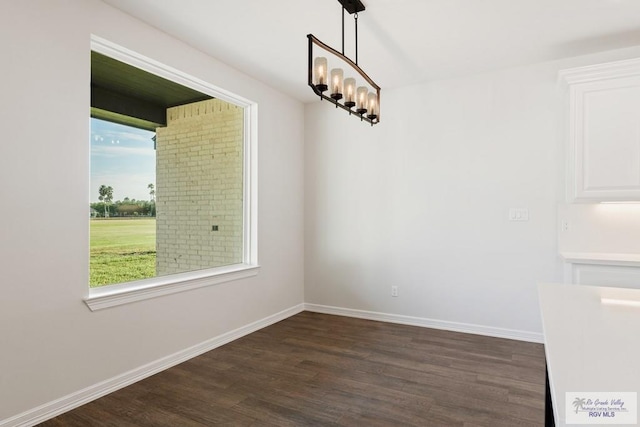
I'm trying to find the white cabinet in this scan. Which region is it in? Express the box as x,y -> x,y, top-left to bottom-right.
561,58 -> 640,202
561,252 -> 640,288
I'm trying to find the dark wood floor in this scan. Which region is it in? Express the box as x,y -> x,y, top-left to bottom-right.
40,312 -> 545,426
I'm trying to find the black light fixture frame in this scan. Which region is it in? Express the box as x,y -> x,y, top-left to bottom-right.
307,0 -> 381,125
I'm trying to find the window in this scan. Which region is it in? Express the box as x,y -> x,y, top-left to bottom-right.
90,118 -> 156,286
86,36 -> 258,311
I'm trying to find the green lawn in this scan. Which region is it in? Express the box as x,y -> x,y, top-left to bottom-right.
90,218 -> 156,287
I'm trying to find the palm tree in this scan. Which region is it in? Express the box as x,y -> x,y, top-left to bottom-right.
98,185 -> 114,218
148,183 -> 155,202
573,397 -> 586,414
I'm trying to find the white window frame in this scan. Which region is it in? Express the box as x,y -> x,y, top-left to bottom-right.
85,36 -> 259,311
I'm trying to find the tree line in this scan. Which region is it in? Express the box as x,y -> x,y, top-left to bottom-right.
91,184 -> 155,218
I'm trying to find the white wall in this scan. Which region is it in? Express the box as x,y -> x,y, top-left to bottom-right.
0,0 -> 304,422
304,46 -> 640,338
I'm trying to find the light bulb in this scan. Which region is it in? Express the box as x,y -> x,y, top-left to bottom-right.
344,78 -> 356,107
314,57 -> 328,91
356,86 -> 368,115
367,92 -> 378,120
330,68 -> 344,100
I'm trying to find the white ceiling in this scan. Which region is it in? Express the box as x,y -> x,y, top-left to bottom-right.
101,0 -> 640,102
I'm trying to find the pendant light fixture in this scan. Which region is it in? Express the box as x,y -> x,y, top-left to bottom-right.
308,0 -> 381,125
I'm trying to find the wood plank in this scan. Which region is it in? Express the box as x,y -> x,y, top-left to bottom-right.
39,312 -> 544,426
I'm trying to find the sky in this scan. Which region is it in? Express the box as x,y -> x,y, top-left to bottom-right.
90,118 -> 156,203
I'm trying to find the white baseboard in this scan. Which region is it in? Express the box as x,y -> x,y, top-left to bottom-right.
0,303 -> 305,427
304,303 -> 544,343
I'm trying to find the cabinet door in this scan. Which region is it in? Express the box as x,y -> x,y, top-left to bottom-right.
562,58 -> 640,202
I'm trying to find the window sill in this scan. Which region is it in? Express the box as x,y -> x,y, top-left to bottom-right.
84,264 -> 260,311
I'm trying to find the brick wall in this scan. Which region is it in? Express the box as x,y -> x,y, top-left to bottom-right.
155,98 -> 243,276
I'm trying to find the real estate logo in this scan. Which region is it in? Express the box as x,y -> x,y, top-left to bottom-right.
566,392 -> 637,425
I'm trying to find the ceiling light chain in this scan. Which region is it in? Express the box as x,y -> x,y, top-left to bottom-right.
307,0 -> 380,126
341,7 -> 359,64
354,12 -> 358,65
342,6 -> 345,55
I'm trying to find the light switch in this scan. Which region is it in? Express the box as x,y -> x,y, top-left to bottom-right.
509,208 -> 529,221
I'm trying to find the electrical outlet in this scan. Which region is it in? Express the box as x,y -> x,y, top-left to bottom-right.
561,220 -> 569,231
391,286 -> 398,297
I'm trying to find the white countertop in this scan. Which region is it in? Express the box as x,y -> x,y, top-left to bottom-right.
539,283 -> 640,426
